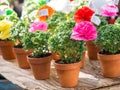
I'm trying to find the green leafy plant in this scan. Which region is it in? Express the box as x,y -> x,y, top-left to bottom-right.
47,11 -> 67,34
10,20 -> 30,48
48,19 -> 85,64
95,24 -> 120,54
115,17 -> 120,23
23,31 -> 50,58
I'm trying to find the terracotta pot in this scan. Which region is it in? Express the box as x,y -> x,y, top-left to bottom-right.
55,61 -> 81,88
86,41 -> 99,60
52,52 -> 61,61
0,41 -> 15,60
0,49 -> 2,55
27,54 -> 52,80
14,48 -> 32,69
98,53 -> 120,78
80,52 -> 86,68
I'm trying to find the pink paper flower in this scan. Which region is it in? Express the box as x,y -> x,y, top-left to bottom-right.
29,21 -> 48,32
100,4 -> 118,17
71,21 -> 97,41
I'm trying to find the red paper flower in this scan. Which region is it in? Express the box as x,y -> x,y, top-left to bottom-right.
74,6 -> 95,23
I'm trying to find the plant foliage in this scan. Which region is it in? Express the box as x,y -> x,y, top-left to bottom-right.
23,31 -> 50,58
10,20 -> 30,47
48,19 -> 85,64
47,11 -> 67,34
95,24 -> 120,54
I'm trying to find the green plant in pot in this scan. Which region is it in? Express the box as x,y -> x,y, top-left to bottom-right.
47,11 -> 68,60
0,20 -> 16,60
23,21 -> 52,80
80,4 -> 117,60
95,24 -> 120,78
10,20 -> 32,69
48,19 -> 97,87
47,11 -> 67,34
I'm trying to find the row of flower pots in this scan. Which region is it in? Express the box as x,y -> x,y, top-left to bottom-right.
1,1 -> 120,88
0,40 -> 86,87
1,39 -> 120,87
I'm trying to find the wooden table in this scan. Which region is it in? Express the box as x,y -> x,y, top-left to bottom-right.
0,54 -> 120,90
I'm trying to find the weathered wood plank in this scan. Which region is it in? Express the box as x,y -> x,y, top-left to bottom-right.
0,53 -> 120,90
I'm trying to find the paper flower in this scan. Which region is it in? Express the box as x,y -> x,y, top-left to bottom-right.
29,21 -> 48,32
0,20 -> 13,40
47,0 -> 72,14
74,6 -> 94,23
100,4 -> 118,17
71,21 -> 97,41
37,5 -> 54,21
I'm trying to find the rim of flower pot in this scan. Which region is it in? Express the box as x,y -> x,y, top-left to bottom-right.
27,53 -> 52,64
14,48 -> 33,54
0,40 -> 14,46
54,60 -> 82,70
97,52 -> 120,61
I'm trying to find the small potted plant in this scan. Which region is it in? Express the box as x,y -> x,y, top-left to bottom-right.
48,19 -> 97,87
23,21 -> 52,80
0,20 -> 16,60
86,3 -> 118,60
47,11 -> 67,60
95,24 -> 120,78
10,20 -> 32,69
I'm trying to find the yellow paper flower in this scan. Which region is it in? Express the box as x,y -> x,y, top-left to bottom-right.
0,20 -> 13,40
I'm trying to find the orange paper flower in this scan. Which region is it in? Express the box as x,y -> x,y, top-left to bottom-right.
37,5 -> 55,21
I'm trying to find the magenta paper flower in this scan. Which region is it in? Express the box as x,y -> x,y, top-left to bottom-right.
29,21 -> 48,32
100,4 -> 118,17
71,21 -> 97,41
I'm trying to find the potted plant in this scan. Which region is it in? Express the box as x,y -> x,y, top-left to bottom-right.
95,24 -> 120,78
10,20 -> 32,69
23,21 -> 52,80
0,20 -> 16,60
0,8 -> 18,55
48,19 -> 97,87
47,11 -> 67,60
87,3 -> 118,60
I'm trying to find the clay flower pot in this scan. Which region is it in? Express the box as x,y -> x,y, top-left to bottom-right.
80,52 -> 86,68
86,41 -> 99,60
27,54 -> 52,80
54,61 -> 81,88
0,49 -> 2,55
14,48 -> 33,69
0,40 -> 15,60
98,53 -> 120,78
52,52 -> 61,61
